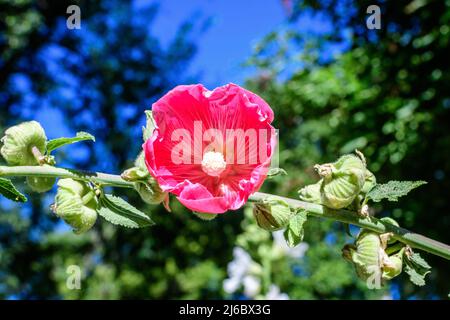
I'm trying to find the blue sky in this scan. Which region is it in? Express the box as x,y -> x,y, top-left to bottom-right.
150,0 -> 287,87
33,1 -> 289,141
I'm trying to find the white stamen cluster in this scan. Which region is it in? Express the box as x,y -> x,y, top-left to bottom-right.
201,151 -> 226,177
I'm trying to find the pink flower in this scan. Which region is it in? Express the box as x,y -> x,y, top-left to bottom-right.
143,83 -> 276,214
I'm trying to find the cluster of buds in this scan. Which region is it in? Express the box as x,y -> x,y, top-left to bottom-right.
298,152 -> 376,212
342,218 -> 404,286
1,121 -> 55,192
0,117 -> 168,233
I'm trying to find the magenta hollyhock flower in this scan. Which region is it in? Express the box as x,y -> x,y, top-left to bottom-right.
143,83 -> 276,213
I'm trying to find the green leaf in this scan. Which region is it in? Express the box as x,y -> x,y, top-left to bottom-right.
283,209 -> 308,247
0,177 -> 27,202
98,194 -> 154,228
266,168 -> 287,179
403,251 -> 431,286
404,264 -> 430,286
408,252 -> 431,270
366,180 -> 427,202
46,132 -> 95,153
143,110 -> 156,141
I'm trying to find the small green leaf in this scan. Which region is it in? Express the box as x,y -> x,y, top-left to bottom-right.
266,168 -> 287,179
404,251 -> 431,286
0,177 -> 27,202
283,209 -> 308,247
408,252 -> 431,270
98,194 -> 154,228
46,132 -> 95,154
366,180 -> 427,202
404,264 -> 430,286
143,111 -> 156,141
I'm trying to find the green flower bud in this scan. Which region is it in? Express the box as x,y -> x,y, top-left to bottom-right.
382,249 -> 404,280
298,180 -> 322,204
122,152 -> 150,182
122,152 -> 167,205
343,231 -> 383,281
121,166 -> 149,181
1,121 -> 47,165
134,177 -> 167,205
53,178 -> 98,234
192,211 -> 218,221
317,154 -> 366,209
253,197 -> 292,231
26,176 -> 56,193
361,169 -> 377,194
343,229 -> 404,284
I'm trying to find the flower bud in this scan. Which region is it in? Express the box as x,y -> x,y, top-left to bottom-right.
134,177 -> 167,205
122,152 -> 150,182
253,197 -> 291,231
342,230 -> 383,281
26,176 -> 56,193
121,166 -> 149,181
192,211 -> 218,221
382,249 -> 404,280
53,178 -> 98,234
123,152 -> 167,205
361,169 -> 376,194
1,121 -> 47,165
298,180 -> 322,204
343,229 -> 404,284
317,154 -> 366,209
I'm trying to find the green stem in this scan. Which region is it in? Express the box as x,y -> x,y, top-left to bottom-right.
1,165 -> 450,260
81,191 -> 96,205
385,242 -> 405,255
249,192 -> 450,260
0,165 -> 133,188
261,254 -> 272,295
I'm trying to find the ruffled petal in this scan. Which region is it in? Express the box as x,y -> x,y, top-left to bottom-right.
177,182 -> 231,213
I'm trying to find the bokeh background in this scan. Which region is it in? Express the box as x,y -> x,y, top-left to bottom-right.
1,0 -> 449,299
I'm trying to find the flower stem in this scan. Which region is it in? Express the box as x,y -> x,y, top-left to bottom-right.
249,192 -> 450,260
1,165 -> 449,260
261,254 -> 272,295
0,165 -> 133,188
81,191 -> 96,205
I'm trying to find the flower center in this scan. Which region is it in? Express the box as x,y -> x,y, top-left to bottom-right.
201,151 -> 226,177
